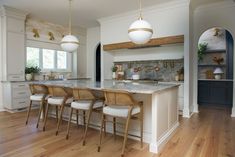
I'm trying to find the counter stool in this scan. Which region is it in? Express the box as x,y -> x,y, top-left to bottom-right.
66,88 -> 105,146
26,84 -> 48,128
97,89 -> 143,157
42,85 -> 73,135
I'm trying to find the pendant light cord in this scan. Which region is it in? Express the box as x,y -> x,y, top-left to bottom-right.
69,0 -> 72,35
139,0 -> 142,20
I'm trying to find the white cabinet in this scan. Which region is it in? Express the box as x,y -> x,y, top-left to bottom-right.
3,82 -> 30,111
0,6 -> 27,81
178,83 -> 184,112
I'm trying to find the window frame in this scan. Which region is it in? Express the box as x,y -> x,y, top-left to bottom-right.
26,46 -> 72,72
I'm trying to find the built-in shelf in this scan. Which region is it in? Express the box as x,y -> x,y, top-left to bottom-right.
205,49 -> 226,53
103,35 -> 184,51
198,64 -> 226,67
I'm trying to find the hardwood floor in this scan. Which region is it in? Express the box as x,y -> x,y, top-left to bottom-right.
0,106 -> 234,157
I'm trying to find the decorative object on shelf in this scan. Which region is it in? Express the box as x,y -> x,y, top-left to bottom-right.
60,0 -> 79,53
198,42 -> 208,61
205,70 -> 214,79
25,66 -> 41,81
175,67 -> 184,81
111,66 -> 118,79
32,28 -> 40,38
128,0 -> 153,44
214,67 -> 223,80
48,32 -> 55,40
132,67 -> 141,80
213,56 -> 224,65
213,28 -> 222,37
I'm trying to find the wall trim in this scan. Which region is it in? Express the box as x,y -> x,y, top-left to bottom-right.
98,0 -> 189,24
195,0 -> 235,13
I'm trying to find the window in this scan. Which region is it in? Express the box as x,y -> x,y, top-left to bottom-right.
26,47 -> 70,71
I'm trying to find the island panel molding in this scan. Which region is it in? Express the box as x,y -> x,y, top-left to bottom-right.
103,35 -> 184,51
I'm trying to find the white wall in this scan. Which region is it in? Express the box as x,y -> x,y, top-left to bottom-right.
86,26 -> 100,81
99,0 -> 192,117
192,0 -> 235,116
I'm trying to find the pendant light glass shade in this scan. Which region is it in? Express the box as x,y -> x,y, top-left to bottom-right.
128,0 -> 153,44
61,0 -> 79,53
128,18 -> 153,44
61,35 -> 79,53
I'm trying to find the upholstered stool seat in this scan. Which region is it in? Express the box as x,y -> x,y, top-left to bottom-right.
103,105 -> 140,118
48,97 -> 73,105
30,94 -> 44,101
71,100 -> 103,110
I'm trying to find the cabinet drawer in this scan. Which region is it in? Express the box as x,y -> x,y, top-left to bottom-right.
12,83 -> 29,89
12,98 -> 30,109
13,90 -> 30,98
8,75 -> 24,81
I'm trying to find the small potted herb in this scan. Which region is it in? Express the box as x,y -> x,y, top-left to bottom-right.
111,66 -> 118,79
25,66 -> 41,81
198,43 -> 208,62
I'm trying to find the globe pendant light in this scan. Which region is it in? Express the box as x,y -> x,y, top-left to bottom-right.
61,0 -> 79,53
128,0 -> 153,44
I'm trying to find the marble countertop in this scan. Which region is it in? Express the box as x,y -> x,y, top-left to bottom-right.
33,80 -> 179,94
198,79 -> 233,82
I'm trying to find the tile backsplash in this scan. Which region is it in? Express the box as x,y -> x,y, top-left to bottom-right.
114,59 -> 184,81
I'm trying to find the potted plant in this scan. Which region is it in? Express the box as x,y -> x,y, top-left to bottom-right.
111,66 -> 118,79
25,66 -> 41,81
198,43 -> 208,62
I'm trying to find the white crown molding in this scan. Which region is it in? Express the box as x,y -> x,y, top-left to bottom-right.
0,5 -> 28,20
98,0 -> 190,24
195,0 -> 235,13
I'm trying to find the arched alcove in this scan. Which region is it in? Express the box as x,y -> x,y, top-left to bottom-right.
196,27 -> 234,110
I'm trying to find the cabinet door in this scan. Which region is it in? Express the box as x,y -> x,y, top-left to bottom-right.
7,32 -> 25,80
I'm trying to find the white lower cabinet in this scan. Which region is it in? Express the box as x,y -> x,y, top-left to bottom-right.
3,82 -> 30,111
178,83 -> 184,113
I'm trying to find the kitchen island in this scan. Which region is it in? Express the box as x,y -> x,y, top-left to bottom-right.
36,79 -> 179,154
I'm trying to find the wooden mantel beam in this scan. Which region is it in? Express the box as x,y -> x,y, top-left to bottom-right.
103,35 -> 184,51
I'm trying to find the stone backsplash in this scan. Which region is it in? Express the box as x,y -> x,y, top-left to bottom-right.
114,59 -> 184,81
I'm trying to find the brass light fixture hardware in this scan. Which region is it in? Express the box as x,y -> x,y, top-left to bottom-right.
32,28 -> 40,38
48,32 -> 55,40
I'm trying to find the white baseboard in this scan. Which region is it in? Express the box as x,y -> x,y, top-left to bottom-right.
231,107 -> 235,117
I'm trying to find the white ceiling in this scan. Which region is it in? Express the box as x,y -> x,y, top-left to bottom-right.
0,0 -> 226,28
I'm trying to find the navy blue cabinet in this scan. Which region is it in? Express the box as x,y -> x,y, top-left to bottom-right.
198,80 -> 233,107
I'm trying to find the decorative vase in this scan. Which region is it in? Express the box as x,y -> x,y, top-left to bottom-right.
112,72 -> 116,79
132,74 -> 140,80
26,73 -> 33,81
214,74 -> 221,80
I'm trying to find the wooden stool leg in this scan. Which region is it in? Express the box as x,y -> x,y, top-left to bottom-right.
104,115 -> 106,136
97,113 -> 105,152
140,107 -> 143,148
83,111 -> 86,126
66,108 -> 74,140
76,110 -> 79,127
113,117 -> 116,139
36,101 -> 44,128
121,114 -> 131,157
25,100 -> 32,125
82,109 -> 92,146
43,102 -> 50,131
55,106 -> 58,122
55,105 -> 65,136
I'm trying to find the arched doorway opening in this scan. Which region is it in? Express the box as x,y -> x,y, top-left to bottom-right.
95,43 -> 101,82
197,27 -> 234,109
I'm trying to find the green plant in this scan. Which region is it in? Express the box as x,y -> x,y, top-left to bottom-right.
111,66 -> 118,72
25,66 -> 41,74
198,43 -> 208,61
